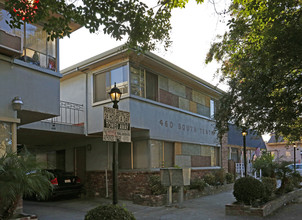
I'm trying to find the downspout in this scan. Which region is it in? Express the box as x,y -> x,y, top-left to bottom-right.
85,72 -> 89,136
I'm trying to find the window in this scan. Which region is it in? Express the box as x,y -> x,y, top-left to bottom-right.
210,99 -> 215,118
150,140 -> 174,168
93,65 -> 128,103
0,9 -> 57,71
130,66 -> 158,101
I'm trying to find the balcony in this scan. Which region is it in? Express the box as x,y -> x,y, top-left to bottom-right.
43,101 -> 84,127
18,101 -> 85,146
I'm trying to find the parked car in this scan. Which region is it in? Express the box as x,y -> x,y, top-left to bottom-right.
287,163 -> 302,176
25,169 -> 83,200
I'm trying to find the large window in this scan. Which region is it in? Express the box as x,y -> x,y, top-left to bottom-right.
0,9 -> 57,71
94,65 -> 129,103
130,66 -> 158,101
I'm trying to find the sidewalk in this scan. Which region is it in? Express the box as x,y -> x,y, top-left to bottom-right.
24,189 -> 302,220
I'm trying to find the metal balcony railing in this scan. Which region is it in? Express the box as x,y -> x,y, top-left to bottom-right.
43,101 -> 84,126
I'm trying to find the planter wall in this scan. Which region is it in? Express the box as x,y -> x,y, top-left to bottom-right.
133,184 -> 234,206
226,188 -> 302,217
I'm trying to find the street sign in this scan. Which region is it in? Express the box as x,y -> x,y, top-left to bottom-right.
103,106 -> 131,142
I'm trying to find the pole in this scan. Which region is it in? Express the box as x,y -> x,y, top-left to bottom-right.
112,140 -> 119,204
294,145 -> 296,172
243,135 -> 247,177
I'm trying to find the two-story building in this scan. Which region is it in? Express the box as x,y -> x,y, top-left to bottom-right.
19,45 -> 263,199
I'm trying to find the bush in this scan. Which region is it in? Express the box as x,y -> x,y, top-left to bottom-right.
225,173 -> 235,184
289,171 -> 302,188
252,151 -> 276,178
233,176 -> 264,205
261,177 -> 277,202
84,204 -> 135,220
190,178 -> 207,191
275,161 -> 295,194
203,173 -> 216,186
149,175 -> 166,195
214,169 -> 225,185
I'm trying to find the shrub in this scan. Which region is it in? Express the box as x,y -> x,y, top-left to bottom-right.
149,175 -> 166,195
190,178 -> 207,191
203,173 -> 216,186
84,204 -> 135,220
214,169 -> 225,185
225,173 -> 235,184
275,161 -> 294,194
261,177 -> 277,202
233,176 -> 264,205
289,171 -> 302,188
252,151 -> 277,178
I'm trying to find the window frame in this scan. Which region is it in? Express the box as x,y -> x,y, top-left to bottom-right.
93,63 -> 129,104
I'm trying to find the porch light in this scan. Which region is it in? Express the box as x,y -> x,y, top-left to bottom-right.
12,96 -> 23,111
109,83 -> 122,109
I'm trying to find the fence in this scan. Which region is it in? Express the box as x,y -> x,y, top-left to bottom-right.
43,101 -> 84,126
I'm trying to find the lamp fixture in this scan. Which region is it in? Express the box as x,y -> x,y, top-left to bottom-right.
242,130 -> 248,137
109,82 -> 122,109
12,96 -> 23,111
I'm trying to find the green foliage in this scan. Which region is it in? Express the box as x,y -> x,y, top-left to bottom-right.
275,161 -> 295,194
214,168 -> 226,185
289,171 -> 302,188
203,173 -> 216,186
225,173 -> 235,184
252,152 -> 277,178
233,176 -> 264,205
148,175 -> 166,195
4,0 -> 190,51
261,177 -> 277,202
190,178 -> 207,191
84,204 -> 135,220
0,150 -> 53,220
206,0 -> 302,141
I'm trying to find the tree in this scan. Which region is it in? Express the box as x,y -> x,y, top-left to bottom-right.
0,150 -> 52,220
4,1 -> 205,51
205,0 -> 302,141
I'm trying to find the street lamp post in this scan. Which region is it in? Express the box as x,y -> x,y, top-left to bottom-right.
242,130 -> 248,177
293,143 -> 297,172
109,83 -> 122,205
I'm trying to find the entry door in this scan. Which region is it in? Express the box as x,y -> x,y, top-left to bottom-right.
75,146 -> 86,184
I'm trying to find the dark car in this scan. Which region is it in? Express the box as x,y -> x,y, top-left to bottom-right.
25,169 -> 83,200
47,169 -> 83,199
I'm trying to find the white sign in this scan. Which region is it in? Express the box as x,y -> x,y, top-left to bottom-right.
103,107 -> 131,142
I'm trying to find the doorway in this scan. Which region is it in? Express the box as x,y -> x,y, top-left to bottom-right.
75,146 -> 86,184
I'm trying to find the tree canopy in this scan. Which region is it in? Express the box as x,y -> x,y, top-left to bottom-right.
4,0 -> 203,51
206,0 -> 302,141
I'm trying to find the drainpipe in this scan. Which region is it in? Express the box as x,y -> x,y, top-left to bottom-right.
85,72 -> 89,136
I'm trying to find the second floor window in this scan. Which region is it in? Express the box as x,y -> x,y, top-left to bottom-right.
0,9 -> 57,71
130,66 -> 158,101
93,65 -> 129,103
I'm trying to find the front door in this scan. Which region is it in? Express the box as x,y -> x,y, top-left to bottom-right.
75,146 -> 86,184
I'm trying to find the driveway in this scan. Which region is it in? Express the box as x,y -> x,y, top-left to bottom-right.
24,190 -> 302,220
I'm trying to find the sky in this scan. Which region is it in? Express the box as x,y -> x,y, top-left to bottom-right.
60,0 -> 230,91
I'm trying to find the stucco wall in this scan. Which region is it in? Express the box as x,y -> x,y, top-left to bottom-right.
0,57 -> 60,120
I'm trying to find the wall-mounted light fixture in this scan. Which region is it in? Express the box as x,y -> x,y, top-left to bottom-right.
12,96 -> 23,111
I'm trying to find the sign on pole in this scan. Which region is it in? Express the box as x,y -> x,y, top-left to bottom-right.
103,106 -> 131,142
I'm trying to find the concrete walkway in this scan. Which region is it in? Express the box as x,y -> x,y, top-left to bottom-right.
24,190 -> 302,220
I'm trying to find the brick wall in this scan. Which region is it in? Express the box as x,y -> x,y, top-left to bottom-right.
86,170 -> 159,200
86,169 -> 219,200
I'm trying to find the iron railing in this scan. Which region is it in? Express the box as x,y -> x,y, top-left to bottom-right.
44,101 -> 84,126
